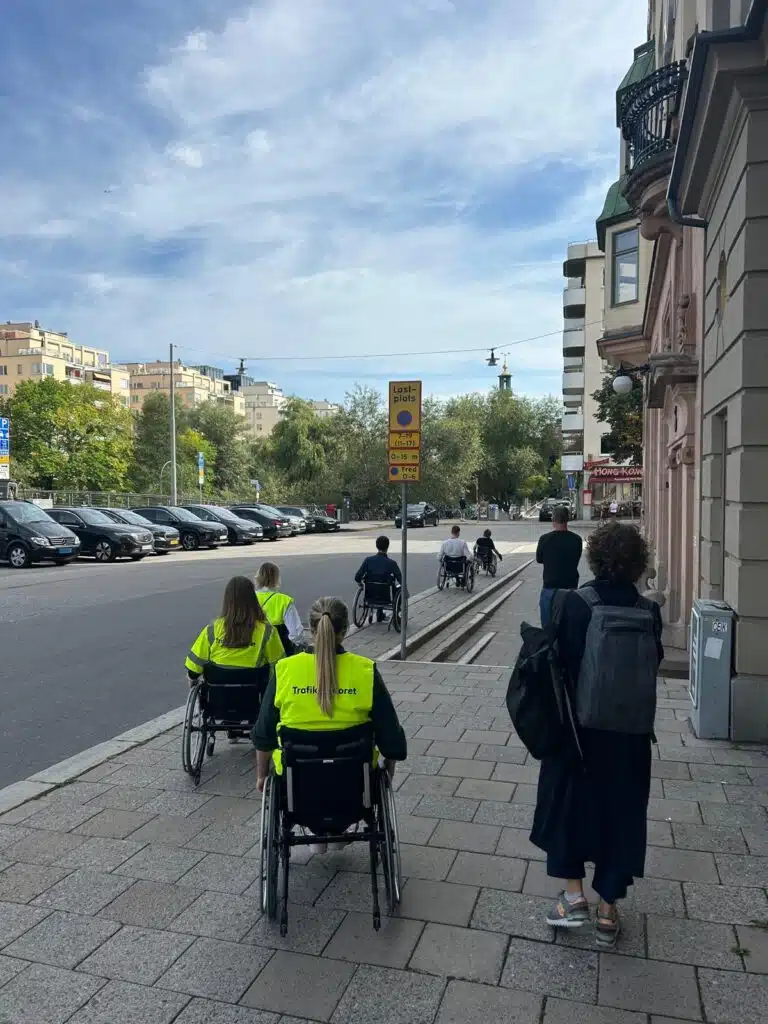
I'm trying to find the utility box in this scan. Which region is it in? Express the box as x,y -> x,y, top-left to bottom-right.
689,599 -> 734,739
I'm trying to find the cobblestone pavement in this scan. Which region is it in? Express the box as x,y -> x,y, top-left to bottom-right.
0,644 -> 765,1019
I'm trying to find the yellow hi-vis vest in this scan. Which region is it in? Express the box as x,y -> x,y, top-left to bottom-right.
272,651 -> 375,773
257,590 -> 294,627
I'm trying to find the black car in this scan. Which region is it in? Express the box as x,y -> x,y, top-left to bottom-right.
48,507 -> 155,563
0,500 -> 81,568
539,498 -> 574,522
230,506 -> 291,541
277,506 -> 315,532
307,506 -> 341,532
181,504 -> 263,545
394,502 -> 440,529
95,507 -> 181,555
132,506 -> 228,551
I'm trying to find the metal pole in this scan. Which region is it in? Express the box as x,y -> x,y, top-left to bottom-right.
400,481 -> 408,662
169,344 -> 178,505
476,477 -> 480,521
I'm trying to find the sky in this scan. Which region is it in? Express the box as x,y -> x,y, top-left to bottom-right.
0,0 -> 647,405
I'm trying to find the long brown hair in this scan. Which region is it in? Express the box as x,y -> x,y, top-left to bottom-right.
308,596 -> 348,716
221,575 -> 266,647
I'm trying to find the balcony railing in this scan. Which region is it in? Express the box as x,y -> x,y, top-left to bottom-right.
620,61 -> 687,182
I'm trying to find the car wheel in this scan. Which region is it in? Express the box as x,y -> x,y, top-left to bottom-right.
7,542 -> 31,569
94,539 -> 117,563
181,532 -> 199,551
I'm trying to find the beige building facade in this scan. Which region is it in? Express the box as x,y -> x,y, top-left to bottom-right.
0,322 -> 129,407
125,361 -> 243,416
598,0 -> 768,739
241,381 -> 285,437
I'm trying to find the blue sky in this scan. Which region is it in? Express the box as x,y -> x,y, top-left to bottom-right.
1,0 -> 647,405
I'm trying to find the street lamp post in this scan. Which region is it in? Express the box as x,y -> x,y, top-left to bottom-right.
158,461 -> 172,496
612,361 -> 650,394
169,343 -> 178,504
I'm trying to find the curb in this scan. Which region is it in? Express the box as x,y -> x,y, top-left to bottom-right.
457,631 -> 496,665
379,559 -> 533,661
427,579 -> 523,662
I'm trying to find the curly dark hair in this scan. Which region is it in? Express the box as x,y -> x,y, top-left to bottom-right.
586,521 -> 649,584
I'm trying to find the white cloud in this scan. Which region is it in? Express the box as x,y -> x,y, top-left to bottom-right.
3,0 -> 647,402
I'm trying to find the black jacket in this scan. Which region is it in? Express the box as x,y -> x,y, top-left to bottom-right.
355,552 -> 401,585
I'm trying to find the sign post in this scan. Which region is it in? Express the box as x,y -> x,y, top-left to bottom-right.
197,452 -> 205,500
0,418 -> 9,483
388,381 -> 422,662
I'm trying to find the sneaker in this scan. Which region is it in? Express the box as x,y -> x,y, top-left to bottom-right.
546,891 -> 590,928
596,907 -> 621,948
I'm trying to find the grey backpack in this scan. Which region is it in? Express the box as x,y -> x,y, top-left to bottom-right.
574,588 -> 659,734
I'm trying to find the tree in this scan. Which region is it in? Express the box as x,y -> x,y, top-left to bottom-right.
177,428 -> 216,496
1,378 -> 133,490
130,392 -> 187,494
188,402 -> 251,494
591,373 -> 643,465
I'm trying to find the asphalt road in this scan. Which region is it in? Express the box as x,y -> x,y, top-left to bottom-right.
0,519 -> 550,788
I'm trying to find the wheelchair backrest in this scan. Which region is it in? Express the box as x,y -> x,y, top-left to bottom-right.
363,580 -> 393,608
280,722 -> 375,832
201,663 -> 271,722
444,556 -> 466,574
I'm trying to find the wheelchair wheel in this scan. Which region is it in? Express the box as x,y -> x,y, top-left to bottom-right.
182,684 -> 206,784
437,565 -> 447,591
352,587 -> 367,629
465,561 -> 475,594
259,774 -> 280,920
377,770 -> 402,914
488,554 -> 497,577
391,590 -> 402,633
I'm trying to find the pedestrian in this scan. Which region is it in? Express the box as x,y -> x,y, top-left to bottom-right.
459,497 -> 467,520
251,596 -> 407,853
531,521 -> 664,947
354,535 -> 402,623
255,562 -> 304,655
536,505 -> 582,627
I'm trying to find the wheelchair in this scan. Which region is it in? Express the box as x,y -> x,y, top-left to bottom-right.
352,579 -> 402,633
437,555 -> 475,593
182,663 -> 270,785
259,722 -> 401,936
474,549 -> 498,576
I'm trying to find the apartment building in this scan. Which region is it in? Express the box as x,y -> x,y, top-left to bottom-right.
241,381 -> 285,437
310,399 -> 340,419
125,361 -> 243,416
0,322 -> 129,406
560,241 -> 613,518
598,0 -> 768,739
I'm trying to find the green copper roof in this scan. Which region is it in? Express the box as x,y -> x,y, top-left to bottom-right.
616,40 -> 655,124
596,179 -> 633,250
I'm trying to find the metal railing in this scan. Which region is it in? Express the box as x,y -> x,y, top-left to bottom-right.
620,61 -> 687,178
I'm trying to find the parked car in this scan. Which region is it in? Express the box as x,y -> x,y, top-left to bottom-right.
132,506 -> 228,551
48,507 -> 155,563
394,502 -> 440,529
307,506 -> 341,532
539,498 -> 575,522
276,506 -> 315,532
94,507 -> 180,554
253,503 -> 304,536
0,499 -> 80,568
230,506 -> 292,541
181,504 -> 263,545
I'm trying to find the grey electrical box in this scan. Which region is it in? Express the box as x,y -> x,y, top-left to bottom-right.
689,599 -> 734,740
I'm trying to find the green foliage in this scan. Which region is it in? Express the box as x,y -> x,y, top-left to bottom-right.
188,402 -> 251,493
591,372 -> 643,465
129,392 -> 182,492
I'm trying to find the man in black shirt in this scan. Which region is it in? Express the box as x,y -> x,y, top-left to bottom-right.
354,535 -> 401,622
535,505 -> 582,627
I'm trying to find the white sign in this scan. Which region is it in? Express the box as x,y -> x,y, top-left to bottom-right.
0,465 -> 8,481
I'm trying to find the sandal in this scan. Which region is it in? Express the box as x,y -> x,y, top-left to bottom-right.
596,906 -> 621,948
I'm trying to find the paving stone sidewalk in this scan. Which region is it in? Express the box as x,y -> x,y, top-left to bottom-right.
0,662 -> 766,1020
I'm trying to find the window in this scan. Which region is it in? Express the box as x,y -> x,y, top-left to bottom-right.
600,435 -> 614,455
0,385 -> 8,395
612,228 -> 639,305
17,365 -> 23,375
0,366 -> 6,375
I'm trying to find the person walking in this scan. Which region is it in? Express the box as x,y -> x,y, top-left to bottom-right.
531,521 -> 664,947
354,536 -> 402,623
255,562 -> 304,655
536,505 -> 582,627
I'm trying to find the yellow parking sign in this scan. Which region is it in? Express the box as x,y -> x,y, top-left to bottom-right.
388,464 -> 421,483
388,381 -> 422,432
388,431 -> 420,450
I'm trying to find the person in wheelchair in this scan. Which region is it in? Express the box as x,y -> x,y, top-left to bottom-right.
255,561 -> 304,655
438,524 -> 472,585
474,528 -> 503,570
185,575 -> 286,742
252,595 -> 407,853
354,535 -> 401,622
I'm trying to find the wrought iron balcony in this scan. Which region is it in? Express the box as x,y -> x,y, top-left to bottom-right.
620,61 -> 687,205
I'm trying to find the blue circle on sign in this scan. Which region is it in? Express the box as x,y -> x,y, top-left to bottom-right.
397,410 -> 413,427
390,467 -> 399,477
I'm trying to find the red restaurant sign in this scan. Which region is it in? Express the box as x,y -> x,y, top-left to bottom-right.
588,466 -> 643,482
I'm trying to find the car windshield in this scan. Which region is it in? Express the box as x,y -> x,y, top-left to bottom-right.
3,502 -> 53,525
407,504 -> 426,513
203,506 -> 240,522
279,507 -> 302,517
168,507 -> 203,522
77,508 -> 115,526
109,509 -> 150,526
258,504 -> 284,518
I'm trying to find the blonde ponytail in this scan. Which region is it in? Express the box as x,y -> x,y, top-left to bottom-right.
309,597 -> 349,717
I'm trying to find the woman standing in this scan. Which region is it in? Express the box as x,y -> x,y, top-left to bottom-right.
531,522 -> 663,947
255,562 -> 304,655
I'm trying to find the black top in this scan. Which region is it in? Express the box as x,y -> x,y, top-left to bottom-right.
536,528 -> 583,589
355,552 -> 402,585
474,536 -> 500,556
251,646 -> 407,761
